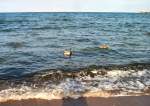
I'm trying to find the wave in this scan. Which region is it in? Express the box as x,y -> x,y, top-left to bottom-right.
0,86 -> 149,103
0,63 -> 150,102
4,42 -> 25,49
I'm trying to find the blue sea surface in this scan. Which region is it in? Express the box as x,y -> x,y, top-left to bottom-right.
0,12 -> 150,79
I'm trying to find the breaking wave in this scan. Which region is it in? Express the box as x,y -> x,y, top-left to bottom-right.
0,63 -> 150,102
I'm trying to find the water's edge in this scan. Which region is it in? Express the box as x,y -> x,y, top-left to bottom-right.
0,63 -> 150,102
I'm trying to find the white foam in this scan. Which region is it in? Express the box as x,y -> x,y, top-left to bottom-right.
0,86 -> 63,102
107,70 -> 132,77
81,69 -> 150,92
0,69 -> 150,102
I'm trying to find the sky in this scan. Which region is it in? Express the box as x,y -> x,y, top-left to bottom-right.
0,0 -> 150,12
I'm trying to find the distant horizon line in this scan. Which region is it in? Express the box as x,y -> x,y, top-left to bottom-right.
0,11 -> 144,13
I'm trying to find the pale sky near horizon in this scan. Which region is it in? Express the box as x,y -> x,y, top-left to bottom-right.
0,0 -> 150,12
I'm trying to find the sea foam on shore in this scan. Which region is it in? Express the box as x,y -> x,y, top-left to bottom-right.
0,66 -> 150,102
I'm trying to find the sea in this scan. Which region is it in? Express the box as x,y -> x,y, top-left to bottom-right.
0,12 -> 150,101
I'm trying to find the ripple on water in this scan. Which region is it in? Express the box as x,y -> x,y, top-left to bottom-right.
4,42 -> 25,49
0,57 -> 6,64
145,32 -> 150,36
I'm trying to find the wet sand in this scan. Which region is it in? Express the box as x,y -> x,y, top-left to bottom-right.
0,96 -> 150,106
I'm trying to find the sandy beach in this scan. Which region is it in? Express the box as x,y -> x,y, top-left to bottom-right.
0,96 -> 150,106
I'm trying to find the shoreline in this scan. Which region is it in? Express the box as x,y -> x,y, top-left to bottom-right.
0,95 -> 150,106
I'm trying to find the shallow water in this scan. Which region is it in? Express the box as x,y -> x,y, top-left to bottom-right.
0,13 -> 150,100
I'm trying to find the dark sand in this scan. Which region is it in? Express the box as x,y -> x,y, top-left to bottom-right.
0,96 -> 150,106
